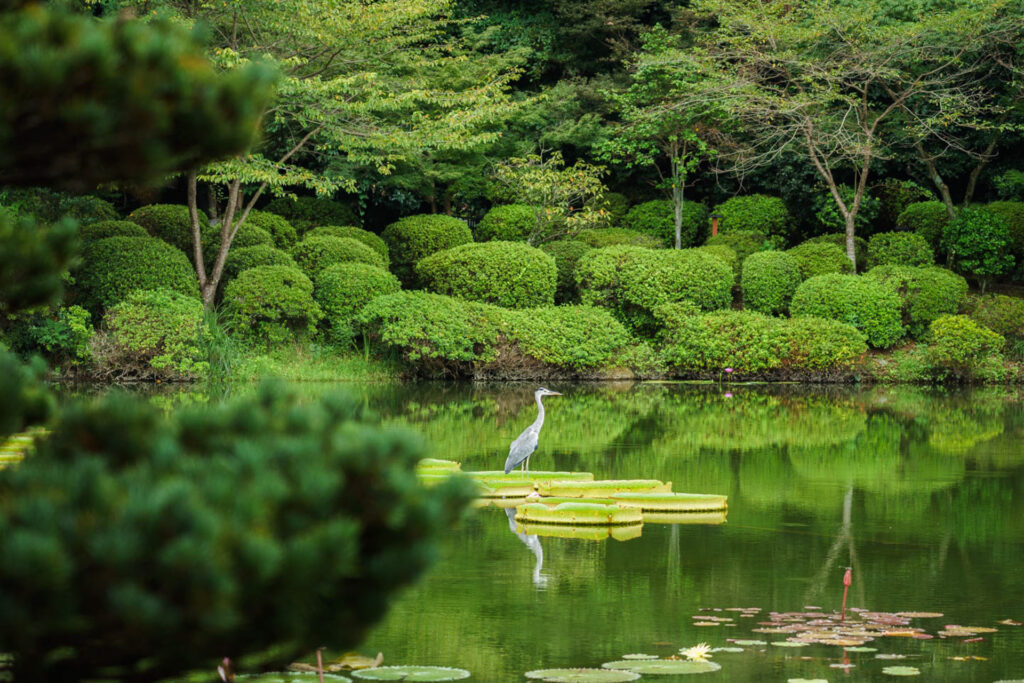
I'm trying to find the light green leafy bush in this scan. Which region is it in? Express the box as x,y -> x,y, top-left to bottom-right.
76,235 -> 199,315
9,305 -> 94,366
501,305 -> 631,370
475,204 -> 535,241
863,265 -> 967,339
813,184 -> 880,236
873,179 -> 932,231
79,220 -> 147,243
205,223 -> 275,265
415,241 -> 556,308
896,201 -> 950,252
967,294 -> 1024,358
866,231 -> 934,268
790,273 -> 904,348
314,263 -> 401,344
104,288 -> 209,379
577,245 -> 733,335
781,316 -> 868,370
742,250 -> 801,314
263,196 -> 359,231
306,225 -> 389,264
693,244 -> 739,278
704,230 -> 772,264
290,235 -> 386,278
382,214 -> 473,284
713,194 -> 791,238
787,241 -> 855,279
221,244 -> 298,286
539,239 -> 592,304
651,300 -> 702,331
985,201 -> 1024,257
941,206 -> 1015,291
804,232 -> 868,272
622,199 -> 708,247
927,315 -> 1004,371
576,227 -> 664,249
245,209 -> 298,248
129,204 -> 206,254
222,265 -> 322,346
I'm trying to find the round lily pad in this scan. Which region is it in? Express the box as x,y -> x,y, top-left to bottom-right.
843,646 -> 877,653
894,612 -> 943,618
602,659 -> 721,674
351,666 -> 470,681
620,654 -> 659,660
709,647 -> 744,653
732,640 -> 767,646
239,674 -> 351,682
787,679 -> 829,683
882,666 -> 921,676
770,641 -> 809,648
525,669 -> 640,682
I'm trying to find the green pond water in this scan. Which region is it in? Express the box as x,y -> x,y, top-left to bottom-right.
117,381 -> 1024,681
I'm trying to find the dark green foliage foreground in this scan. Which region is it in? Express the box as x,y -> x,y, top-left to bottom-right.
0,385 -> 476,682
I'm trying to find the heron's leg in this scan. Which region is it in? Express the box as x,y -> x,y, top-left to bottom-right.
525,456 -> 530,474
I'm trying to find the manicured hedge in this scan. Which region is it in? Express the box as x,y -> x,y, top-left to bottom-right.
874,179 -> 932,232
205,223 -> 274,264
787,241 -> 855,279
927,315 -> 1004,371
804,233 -> 868,272
104,288 -> 209,379
221,244 -> 299,286
128,203 -> 206,254
941,206 -> 1015,289
502,305 -> 631,370
576,227 -> 664,249
245,209 -> 298,249
76,236 -> 199,314
415,241 -> 556,308
693,244 -> 739,282
1,187 -> 118,225
263,196 -> 359,231
381,214 -> 473,284
863,265 -> 967,339
79,220 -> 147,243
222,265 -> 322,346
305,225 -> 389,265
782,316 -> 869,370
314,263 -> 401,343
742,250 -> 801,314
896,201 -> 950,252
967,294 -> 1024,353
576,245 -> 733,335
475,204 -> 535,242
986,201 -> 1024,256
866,231 -> 934,268
704,230 -> 770,264
622,199 -> 708,247
540,239 -> 593,304
289,235 -> 387,278
790,273 -> 904,348
712,194 -> 791,238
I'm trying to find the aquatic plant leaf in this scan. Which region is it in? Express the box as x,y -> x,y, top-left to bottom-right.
642,511 -> 727,525
843,647 -> 877,652
939,625 -> 998,636
602,659 -> 722,674
538,479 -> 672,498
875,654 -> 908,660
787,679 -> 829,683
709,647 -> 744,653
515,502 -> 644,526
468,471 -> 594,482
239,674 -> 351,682
610,492 -> 727,512
351,666 -> 470,681
997,619 -> 1022,626
621,654 -> 659,660
894,612 -> 942,618
525,669 -> 641,682
881,666 -> 921,676
328,652 -> 384,671
770,641 -> 809,648
731,640 -> 767,646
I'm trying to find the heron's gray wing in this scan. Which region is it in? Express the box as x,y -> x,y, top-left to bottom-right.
504,424 -> 540,473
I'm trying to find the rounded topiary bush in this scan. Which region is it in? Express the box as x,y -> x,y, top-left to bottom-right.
622,199 -> 708,248
305,225 -> 389,265
502,305 -> 631,370
222,265 -> 322,346
790,273 -> 904,348
76,236 -> 199,315
475,204 -> 535,242
103,288 -> 209,379
263,196 -> 359,231
245,209 -> 298,249
742,250 -> 801,314
79,220 -> 147,243
314,263 -> 401,343
693,244 -> 738,281
866,231 -> 934,268
941,206 -> 1015,290
864,265 -> 968,339
221,244 -> 299,286
874,179 -> 932,232
986,201 -> 1024,256
927,314 -> 1004,371
967,294 -> 1024,356
576,227 -> 664,249
540,239 -> 593,304
659,309 -> 788,372
290,235 -> 386,278
577,245 -> 733,335
705,230 -> 770,264
896,201 -> 951,252
805,232 -> 869,272
128,204 -> 206,253
787,241 -> 855,279
415,241 -> 556,308
382,214 -> 473,284
713,194 -> 791,238
781,316 -> 868,370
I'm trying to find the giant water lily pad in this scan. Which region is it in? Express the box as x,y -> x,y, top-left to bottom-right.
539,479 -> 671,498
239,674 -> 351,682
731,640 -> 767,646
516,523 -> 643,541
610,492 -> 727,512
525,668 -> 640,682
469,470 -> 594,482
351,666 -> 469,681
602,659 -> 721,675
516,502 -> 644,526
643,511 -> 727,525
881,666 -> 921,676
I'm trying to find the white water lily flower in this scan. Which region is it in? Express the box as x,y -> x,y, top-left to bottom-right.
681,642 -> 713,661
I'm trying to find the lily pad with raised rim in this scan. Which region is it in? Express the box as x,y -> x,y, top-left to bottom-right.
239,674 -> 351,682
610,492 -> 727,512
525,668 -> 641,682
351,666 -> 470,681
602,659 -> 722,675
539,479 -> 671,498
882,666 -> 921,676
515,502 -> 644,526
731,640 -> 767,646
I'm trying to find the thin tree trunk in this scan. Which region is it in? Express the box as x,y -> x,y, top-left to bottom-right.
963,136 -> 1000,206
915,142 -> 957,219
186,172 -> 208,292
207,184 -> 219,222
673,184 -> 684,250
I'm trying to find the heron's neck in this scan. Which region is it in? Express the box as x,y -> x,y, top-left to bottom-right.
533,394 -> 546,426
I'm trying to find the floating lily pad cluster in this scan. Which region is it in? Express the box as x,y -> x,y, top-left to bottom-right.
351,665 -> 470,681
0,427 -> 45,469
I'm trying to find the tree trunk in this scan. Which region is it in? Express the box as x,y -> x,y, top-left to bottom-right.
672,185 -> 684,250
844,213 -> 857,271
915,142 -> 957,219
963,136 -> 1000,206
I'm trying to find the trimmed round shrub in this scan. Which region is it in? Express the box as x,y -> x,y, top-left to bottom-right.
576,245 -> 733,335
705,230 -> 771,264
263,196 -> 359,231
927,314 -> 1004,370
874,179 -> 932,232
781,316 -> 868,370
381,214 -> 473,284
76,236 -> 199,314
896,201 -> 950,251
866,231 -> 934,268
221,244 -> 298,285
622,199 -> 708,247
129,204 -> 207,253
597,192 -> 630,224
742,251 -> 801,314
805,232 -> 868,272
475,204 -> 535,242
290,236 -> 386,278
1,187 -> 118,225
576,227 -> 664,249
245,209 -> 298,248
202,223 -> 275,268
986,201 -> 1024,256
540,239 -> 593,304
79,220 -> 147,243
941,206 -> 1015,290
864,265 -> 968,339
306,225 -> 389,265
787,241 -> 855,280
314,263 -> 401,344
790,274 -> 905,348
713,194 -> 791,238
222,265 -> 322,346
415,241 -> 556,308
967,294 -> 1024,356
813,184 -> 880,236
104,288 -> 209,379
502,305 -> 630,370
660,309 -> 788,372
693,244 -> 738,281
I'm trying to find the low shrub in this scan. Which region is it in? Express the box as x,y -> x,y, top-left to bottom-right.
713,194 -> 791,238
221,244 -> 298,285
263,195 -> 359,231
76,236 -> 199,315
290,235 -> 386,278
314,263 -> 401,344
742,251 -> 801,314
704,230 -> 772,264
896,201 -> 950,252
79,220 -> 147,243
651,300 -> 702,331
863,265 -> 967,339
787,241 -> 855,279
129,204 -> 206,254
245,209 -> 298,248
967,294 -> 1024,358
6,305 -> 94,366
475,204 -> 535,242
927,314 -> 1004,372
222,265 -> 322,346
576,227 -> 664,249
622,199 -> 708,247
381,214 -> 473,284
781,316 -> 868,370
873,179 -> 932,232
866,231 -> 934,268
941,206 -> 1015,291
577,245 -> 733,335
502,305 -> 631,370
804,233 -> 868,272
660,309 -> 788,372
790,274 -> 904,348
540,239 -> 593,303
205,223 -> 275,264
1,187 -> 118,224
415,241 -> 556,308
813,184 -> 880,236
993,169 -> 1024,201
306,225 -> 389,265
985,201 -> 1024,256
103,288 -> 209,379
693,244 -> 739,282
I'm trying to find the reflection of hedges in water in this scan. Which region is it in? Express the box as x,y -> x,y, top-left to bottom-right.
737,449 -> 848,513
927,407 -> 1005,454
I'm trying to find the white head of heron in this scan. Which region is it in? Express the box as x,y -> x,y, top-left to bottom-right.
536,387 -> 561,397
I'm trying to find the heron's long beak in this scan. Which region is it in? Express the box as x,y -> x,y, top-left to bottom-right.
549,391 -> 562,396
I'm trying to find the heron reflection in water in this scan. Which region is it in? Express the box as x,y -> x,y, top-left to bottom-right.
504,507 -> 548,588
504,387 -> 561,474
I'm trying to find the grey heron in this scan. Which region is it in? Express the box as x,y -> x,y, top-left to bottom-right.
504,387 -> 561,474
